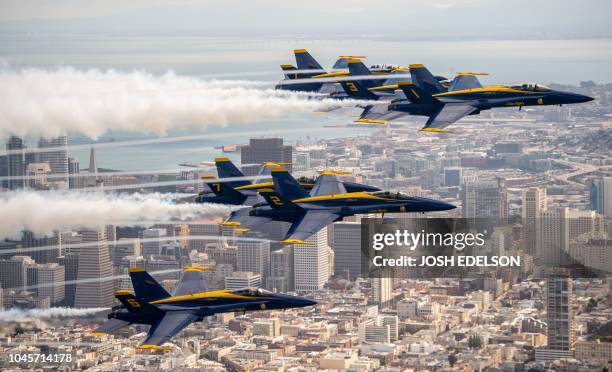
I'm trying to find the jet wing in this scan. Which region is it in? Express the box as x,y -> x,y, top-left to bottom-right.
310,173 -> 347,196
355,103 -> 409,124
244,194 -> 261,206
284,210 -> 341,242
223,207 -> 271,231
139,312 -> 200,347
422,103 -> 478,131
174,269 -> 208,296
93,318 -> 132,335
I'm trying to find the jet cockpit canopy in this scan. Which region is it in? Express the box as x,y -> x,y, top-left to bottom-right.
514,82 -> 551,92
233,287 -> 273,296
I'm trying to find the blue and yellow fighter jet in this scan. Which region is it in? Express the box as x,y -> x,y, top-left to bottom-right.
196,157 -> 380,206
92,267 -> 316,350
356,63 -> 594,131
222,167 -> 456,244
275,49 -> 407,95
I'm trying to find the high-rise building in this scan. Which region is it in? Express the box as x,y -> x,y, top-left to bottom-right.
7,136 -> 26,190
225,271 -> 261,289
25,163 -> 52,189
188,223 -> 221,251
332,222 -> 362,280
57,253 -> 79,307
0,256 -> 34,291
237,240 -> 270,281
589,177 -> 612,217
537,272 -> 575,362
0,154 -> 7,189
379,315 -> 399,342
110,238 -> 141,266
241,138 -> 293,174
67,157 -> 80,189
460,177 -> 508,221
443,167 -> 463,187
141,228 -> 167,257
74,227 -> 113,308
266,247 -> 294,292
540,207 -> 569,266
294,227 -> 329,291
23,231 -> 61,264
522,187 -> 547,255
371,276 -> 392,308
27,263 -> 65,305
38,136 -> 69,189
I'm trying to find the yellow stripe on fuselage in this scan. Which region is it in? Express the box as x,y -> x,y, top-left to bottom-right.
292,192 -> 395,203
235,181 -> 274,190
434,86 -> 530,97
312,71 -> 348,78
150,290 -> 260,304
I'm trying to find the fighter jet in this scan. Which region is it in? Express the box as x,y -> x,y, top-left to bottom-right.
223,167 -> 456,244
195,157 -> 282,206
275,49 -> 407,95
357,63 -> 594,131
196,157 -> 380,206
92,267 -> 316,350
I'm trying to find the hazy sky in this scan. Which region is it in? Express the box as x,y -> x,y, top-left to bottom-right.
1,0 -> 611,39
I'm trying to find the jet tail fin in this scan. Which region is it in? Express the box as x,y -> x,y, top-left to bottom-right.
338,59 -> 379,100
114,290 -> 159,314
202,177 -> 247,203
271,167 -> 309,201
258,188 -> 300,210
294,49 -> 324,71
128,268 -> 171,302
214,157 -> 250,188
280,64 -> 299,79
410,64 -> 446,94
397,82 -> 441,105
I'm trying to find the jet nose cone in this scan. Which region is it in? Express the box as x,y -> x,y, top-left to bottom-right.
578,94 -> 594,103
568,92 -> 594,103
431,200 -> 457,212
411,197 -> 456,212
293,297 -> 317,308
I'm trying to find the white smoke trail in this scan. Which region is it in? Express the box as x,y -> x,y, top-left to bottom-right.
0,191 -> 236,238
0,66 -> 353,139
0,307 -> 108,322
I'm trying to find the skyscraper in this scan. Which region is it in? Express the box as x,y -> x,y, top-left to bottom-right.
536,272 -> 575,362
67,157 -> 80,189
294,227 -> 329,291
540,207 -> 569,266
27,263 -> 65,305
241,138 -> 293,174
57,253 -> 79,307
6,136 -> 26,190
0,256 -> 34,291
237,239 -> 270,282
522,187 -> 547,255
547,273 -> 574,350
141,228 -> 167,257
460,177 -> 508,221
371,276 -> 392,308
266,247 -> 294,292
23,230 -> 61,264
38,136 -> 69,189
589,177 -> 612,217
332,222 -> 362,280
74,227 -> 113,308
